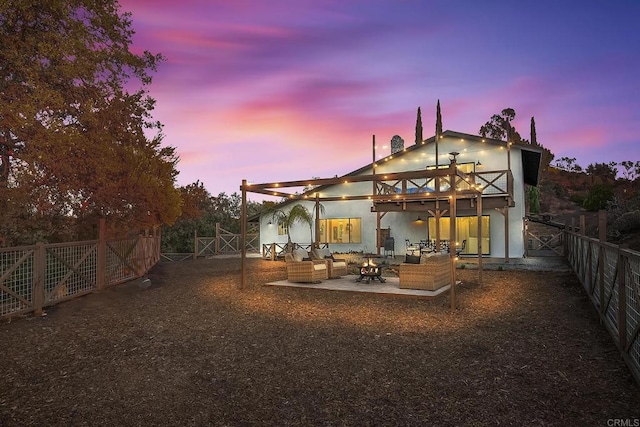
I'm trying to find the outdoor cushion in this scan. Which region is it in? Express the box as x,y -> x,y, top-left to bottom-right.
292,248 -> 308,262
405,254 -> 421,264
313,263 -> 326,271
316,248 -> 331,259
332,261 -> 346,268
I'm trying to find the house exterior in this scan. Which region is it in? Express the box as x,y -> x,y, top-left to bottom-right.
256,129 -> 542,259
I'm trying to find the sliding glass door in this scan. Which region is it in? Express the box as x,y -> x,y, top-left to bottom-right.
427,216 -> 490,255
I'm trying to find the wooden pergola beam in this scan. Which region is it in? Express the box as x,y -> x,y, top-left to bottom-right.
246,167 -> 455,191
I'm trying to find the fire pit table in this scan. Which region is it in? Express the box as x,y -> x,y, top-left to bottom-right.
356,258 -> 386,283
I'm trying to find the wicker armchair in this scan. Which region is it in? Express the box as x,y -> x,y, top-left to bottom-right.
284,250 -> 328,283
399,253 -> 450,290
310,247 -> 348,278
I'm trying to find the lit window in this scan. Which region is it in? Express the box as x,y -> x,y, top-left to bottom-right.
318,218 -> 362,244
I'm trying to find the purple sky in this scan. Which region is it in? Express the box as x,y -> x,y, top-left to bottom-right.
119,0 -> 640,199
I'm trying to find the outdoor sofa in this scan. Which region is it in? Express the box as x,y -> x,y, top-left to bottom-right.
399,252 -> 450,291
284,249 -> 328,283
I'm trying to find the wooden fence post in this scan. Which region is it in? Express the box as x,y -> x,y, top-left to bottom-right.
215,223 -> 221,254
193,229 -> 198,260
240,180 -> 247,290
33,242 -> 45,316
617,245 -> 628,351
97,218 -> 106,291
597,212 -> 606,315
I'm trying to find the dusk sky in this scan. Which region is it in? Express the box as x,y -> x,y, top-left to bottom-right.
119,0 -> 639,200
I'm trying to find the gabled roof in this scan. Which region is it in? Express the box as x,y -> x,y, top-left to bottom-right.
314,130 -> 542,191
265,129 -> 543,212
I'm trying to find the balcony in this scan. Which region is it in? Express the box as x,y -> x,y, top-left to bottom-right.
372,168 -> 514,213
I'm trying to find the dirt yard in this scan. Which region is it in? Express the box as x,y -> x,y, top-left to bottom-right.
0,257 -> 638,426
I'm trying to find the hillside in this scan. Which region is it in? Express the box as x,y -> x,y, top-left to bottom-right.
535,167 -> 640,252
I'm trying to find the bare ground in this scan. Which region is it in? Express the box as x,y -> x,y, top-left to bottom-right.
0,257 -> 638,426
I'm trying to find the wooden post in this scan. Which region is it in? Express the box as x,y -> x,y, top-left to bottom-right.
596,212 -> 605,315
563,222 -> 569,259
215,222 -> 221,254
315,193 -> 320,248
372,134 -> 376,195
97,218 -> 106,291
617,245 -> 628,351
270,243 -> 276,261
240,179 -> 247,289
598,210 -> 606,241
33,242 -> 45,316
193,229 -> 198,260
435,200 -> 441,252
504,206 -> 509,263
477,194 -> 483,284
449,162 -> 457,310
376,212 -> 382,255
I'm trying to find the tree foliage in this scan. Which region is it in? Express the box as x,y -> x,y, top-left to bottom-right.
526,186 -> 541,214
479,108 -> 523,142
0,0 -> 180,244
586,162 -> 618,181
479,109 -> 554,171
271,204 -> 315,244
554,157 -> 583,172
619,161 -> 640,182
583,184 -> 614,212
161,182 -> 269,253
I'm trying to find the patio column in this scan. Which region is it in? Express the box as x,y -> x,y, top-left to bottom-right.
449,159 -> 457,310
476,194 -> 483,284
315,193 -> 320,248
240,179 -> 247,290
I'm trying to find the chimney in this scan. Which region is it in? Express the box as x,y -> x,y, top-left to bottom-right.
390,135 -> 404,154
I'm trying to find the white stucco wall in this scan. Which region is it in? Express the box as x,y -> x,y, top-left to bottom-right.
258,134 -> 533,258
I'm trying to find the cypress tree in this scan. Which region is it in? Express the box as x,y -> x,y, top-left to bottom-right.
415,107 -> 423,144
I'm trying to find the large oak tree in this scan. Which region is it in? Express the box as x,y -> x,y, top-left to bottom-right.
0,0 -> 180,244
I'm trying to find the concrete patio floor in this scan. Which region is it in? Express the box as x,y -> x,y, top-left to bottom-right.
265,274 -> 451,299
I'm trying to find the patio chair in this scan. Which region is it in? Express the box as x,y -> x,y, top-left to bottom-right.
405,239 -> 419,255
455,239 -> 467,256
310,247 -> 348,278
399,253 -> 450,291
284,248 -> 328,283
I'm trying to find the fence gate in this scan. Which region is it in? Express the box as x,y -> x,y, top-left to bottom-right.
194,223 -> 259,257
525,217 -> 565,257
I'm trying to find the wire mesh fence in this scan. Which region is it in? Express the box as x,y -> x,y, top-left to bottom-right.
566,231 -> 640,386
0,235 -> 159,319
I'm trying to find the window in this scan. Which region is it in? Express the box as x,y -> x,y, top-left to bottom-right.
427,215 -> 490,255
277,222 -> 288,236
318,218 -> 362,244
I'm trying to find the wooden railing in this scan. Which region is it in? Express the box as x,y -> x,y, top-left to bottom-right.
262,242 -> 329,260
375,169 -> 513,199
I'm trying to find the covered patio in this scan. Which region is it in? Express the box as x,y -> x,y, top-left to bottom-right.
239,152 -> 489,309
